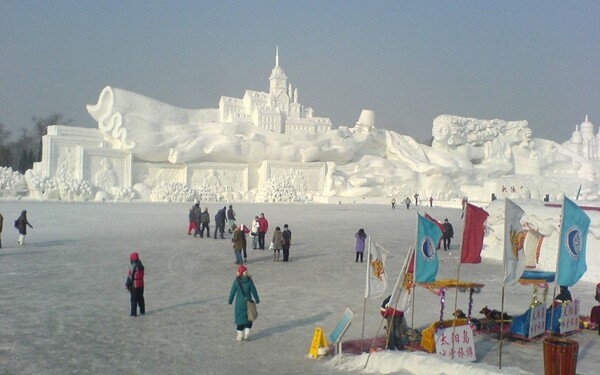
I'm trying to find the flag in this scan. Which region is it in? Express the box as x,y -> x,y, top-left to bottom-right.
415,214 -> 443,283
365,240 -> 388,298
523,230 -> 543,268
460,203 -> 489,264
557,196 -> 590,287
425,213 -> 445,249
503,199 -> 526,286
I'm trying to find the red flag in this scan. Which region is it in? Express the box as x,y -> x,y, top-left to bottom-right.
425,213 -> 445,232
460,203 -> 489,264
425,213 -> 445,249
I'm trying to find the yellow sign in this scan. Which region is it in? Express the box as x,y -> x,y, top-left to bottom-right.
308,327 -> 328,358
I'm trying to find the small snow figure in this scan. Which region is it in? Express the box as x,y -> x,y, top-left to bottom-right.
228,265 -> 260,341
355,228 -> 367,262
15,210 -> 33,245
126,252 -> 145,317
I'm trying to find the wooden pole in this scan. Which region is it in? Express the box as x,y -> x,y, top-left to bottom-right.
499,286 -> 506,369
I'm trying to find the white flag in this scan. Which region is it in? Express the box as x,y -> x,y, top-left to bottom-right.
364,240 -> 388,299
503,199 -> 526,286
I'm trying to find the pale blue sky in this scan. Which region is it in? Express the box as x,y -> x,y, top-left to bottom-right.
1,1 -> 598,143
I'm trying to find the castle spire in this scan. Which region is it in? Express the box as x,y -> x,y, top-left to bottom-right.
276,45 -> 279,67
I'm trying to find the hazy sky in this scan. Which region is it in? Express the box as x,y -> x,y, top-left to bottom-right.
1,1 -> 599,143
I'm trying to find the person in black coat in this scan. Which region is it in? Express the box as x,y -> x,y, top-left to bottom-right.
214,206 -> 227,239
442,218 -> 454,250
281,224 -> 292,262
16,210 -> 33,246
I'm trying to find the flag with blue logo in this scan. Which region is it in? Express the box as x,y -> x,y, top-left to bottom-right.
557,196 -> 590,287
415,214 -> 444,283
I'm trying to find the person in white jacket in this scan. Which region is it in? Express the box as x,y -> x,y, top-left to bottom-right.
250,216 -> 260,249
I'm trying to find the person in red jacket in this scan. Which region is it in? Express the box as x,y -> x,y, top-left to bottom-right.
126,252 -> 145,317
380,295 -> 407,350
257,213 -> 269,250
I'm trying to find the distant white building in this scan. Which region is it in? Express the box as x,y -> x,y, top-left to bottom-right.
218,47 -> 332,135
566,115 -> 597,160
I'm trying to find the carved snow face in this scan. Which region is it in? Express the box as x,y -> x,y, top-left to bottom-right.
432,123 -> 450,143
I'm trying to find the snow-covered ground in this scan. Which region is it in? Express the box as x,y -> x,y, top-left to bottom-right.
0,200 -> 598,375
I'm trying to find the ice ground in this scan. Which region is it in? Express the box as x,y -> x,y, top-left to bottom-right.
0,200 -> 598,375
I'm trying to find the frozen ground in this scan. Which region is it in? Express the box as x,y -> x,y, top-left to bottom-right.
0,200 -> 598,375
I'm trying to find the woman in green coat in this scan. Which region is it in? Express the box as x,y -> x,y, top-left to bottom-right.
228,265 -> 260,341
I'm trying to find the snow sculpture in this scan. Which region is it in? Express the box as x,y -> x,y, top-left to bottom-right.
23,48 -> 600,202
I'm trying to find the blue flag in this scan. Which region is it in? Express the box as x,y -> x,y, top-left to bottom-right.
557,196 -> 590,287
415,214 -> 444,283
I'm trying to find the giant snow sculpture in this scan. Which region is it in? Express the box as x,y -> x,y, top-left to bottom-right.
25,51 -> 599,203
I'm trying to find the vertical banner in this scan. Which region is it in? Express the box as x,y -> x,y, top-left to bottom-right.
460,203 -> 489,264
365,240 -> 388,299
415,214 -> 443,283
503,199 -> 526,286
557,197 -> 590,287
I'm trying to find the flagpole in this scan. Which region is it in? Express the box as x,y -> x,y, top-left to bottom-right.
365,246 -> 412,369
361,238 -> 372,352
451,204 -> 470,360
499,198 -> 509,370
411,213 -> 419,330
550,196 -> 567,336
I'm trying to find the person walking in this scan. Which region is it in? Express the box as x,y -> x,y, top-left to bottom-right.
232,225 -> 244,265
413,193 -> 419,206
442,218 -> 454,250
188,203 -> 199,235
272,226 -> 283,262
251,216 -> 260,249
355,228 -> 367,262
214,206 -> 226,239
281,224 -> 292,262
192,203 -> 202,237
404,197 -> 411,210
228,265 -> 260,341
15,210 -> 33,245
391,197 -> 396,209
257,213 -> 269,250
0,211 -> 3,248
199,207 -> 211,238
429,196 -> 433,207
126,252 -> 145,317
227,205 -> 236,233
239,224 -> 250,263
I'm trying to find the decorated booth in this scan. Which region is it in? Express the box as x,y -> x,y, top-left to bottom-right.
418,279 -> 484,360
511,271 -> 555,340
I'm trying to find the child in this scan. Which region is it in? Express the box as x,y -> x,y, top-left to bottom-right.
355,228 -> 367,262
